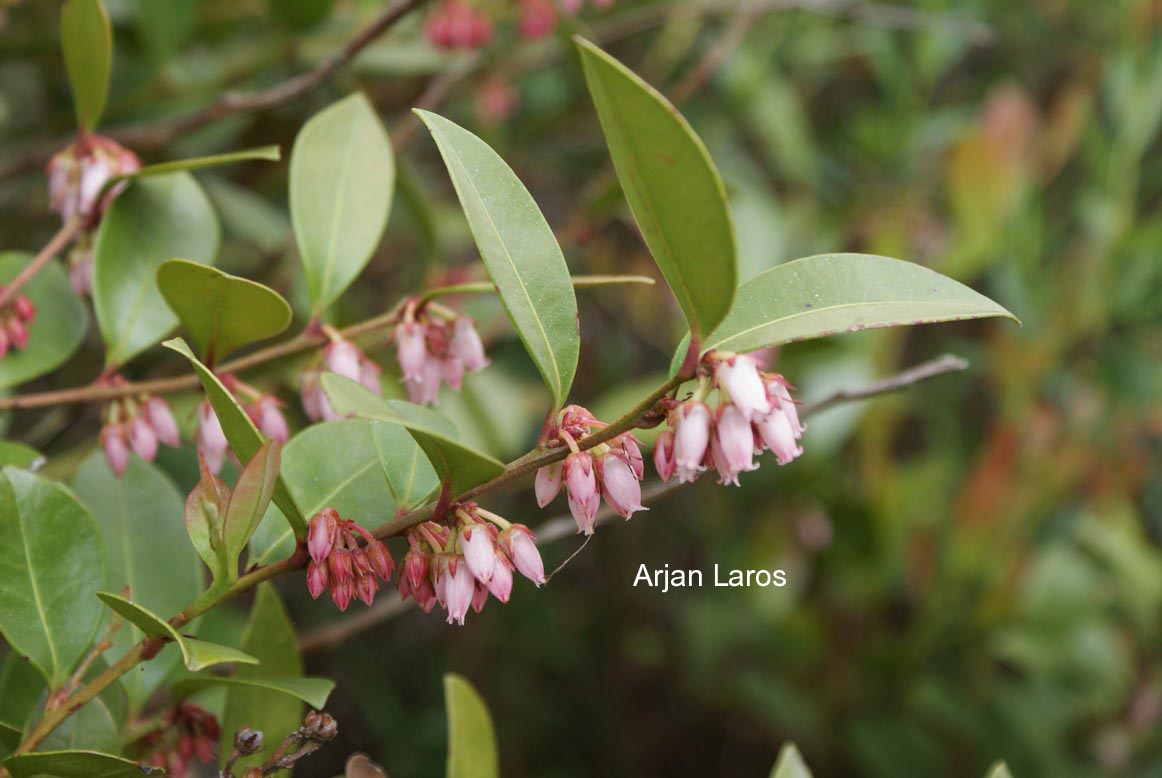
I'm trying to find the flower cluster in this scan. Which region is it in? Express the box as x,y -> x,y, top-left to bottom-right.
306,508 -> 396,611
100,388 -> 181,477
300,338 -> 382,421
392,304 -> 488,405
654,353 -> 804,486
138,703 -> 219,778
398,504 -> 545,625
425,0 -> 614,49
196,375 -> 289,474
535,405 -> 646,534
0,288 -> 36,358
47,135 -> 141,228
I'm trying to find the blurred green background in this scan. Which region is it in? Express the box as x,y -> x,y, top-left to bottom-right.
2,0 -> 1161,775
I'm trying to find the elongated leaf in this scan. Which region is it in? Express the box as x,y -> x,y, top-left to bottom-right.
156,259 -> 291,363
164,337 -> 306,535
38,697 -> 118,755
0,442 -> 41,470
322,375 -> 505,496
0,252 -> 88,390
73,453 -> 201,709
4,751 -> 163,777
291,93 -> 394,313
172,676 -> 334,709
222,441 -> 280,570
416,110 -> 580,407
186,458 -> 232,586
124,146 -> 281,181
93,173 -> 220,368
671,253 -> 1018,371
0,655 -> 44,743
444,674 -> 498,778
769,742 -> 813,778
575,38 -> 737,339
60,0 -> 112,130
96,593 -> 257,672
220,584 -> 304,776
0,468 -> 105,685
371,421 -> 439,512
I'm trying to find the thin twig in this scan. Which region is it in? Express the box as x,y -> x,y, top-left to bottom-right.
0,219 -> 81,308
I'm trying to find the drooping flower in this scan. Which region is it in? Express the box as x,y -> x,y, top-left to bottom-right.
672,401 -> 712,483
598,452 -> 647,519
46,135 -> 141,226
535,461 -> 563,507
714,354 -> 771,421
499,524 -> 545,586
564,451 -> 600,534
713,402 -> 758,485
101,424 -> 130,477
196,401 -> 229,474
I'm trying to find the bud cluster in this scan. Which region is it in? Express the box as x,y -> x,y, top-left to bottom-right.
392,303 -> 488,405
300,337 -> 382,422
0,287 -> 36,358
425,0 -> 614,49
306,508 -> 396,611
99,387 -> 181,477
654,353 -> 804,486
46,135 -> 141,228
197,375 -> 289,474
535,405 -> 646,535
398,505 -> 545,625
139,703 -> 219,778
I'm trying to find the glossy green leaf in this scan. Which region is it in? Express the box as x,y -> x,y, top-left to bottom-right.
38,697 -> 118,755
0,468 -> 105,685
416,110 -> 580,407
575,37 -> 737,339
164,337 -> 306,535
222,441 -> 281,570
769,742 -> 813,778
371,421 -> 439,512
0,655 -> 44,746
671,253 -> 1018,372
4,751 -> 163,777
172,676 -> 334,709
0,442 -> 41,470
156,259 -> 291,363
123,146 -> 281,182
322,375 -> 505,496
0,252 -> 87,390
96,592 -> 257,672
219,584 -> 304,776
186,457 -> 232,586
73,453 -> 201,709
444,673 -> 498,778
93,173 -> 220,368
60,0 -> 112,130
249,505 -> 298,568
291,93 -> 393,313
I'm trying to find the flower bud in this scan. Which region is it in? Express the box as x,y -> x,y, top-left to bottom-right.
250,396 -> 289,444
756,406 -> 803,466
102,424 -> 130,477
652,430 -> 676,482
8,319 -> 27,350
300,371 -> 326,422
598,453 -> 646,519
328,547 -> 354,584
144,396 -> 181,448
194,734 -> 214,763
366,540 -> 394,581
519,0 -> 556,38
442,356 -> 465,392
12,296 -> 35,323
401,549 -> 428,594
673,402 -> 712,483
351,546 -> 373,576
500,524 -> 545,586
331,576 -> 355,611
0,329 -> 8,358
448,317 -> 489,372
359,358 -> 383,395
305,711 -> 338,740
471,580 -> 490,613
619,435 -> 645,480
196,401 -> 229,474
407,355 -> 443,405
234,728 -> 264,755
767,376 -> 804,439
127,414 -> 158,462
393,321 -> 427,383
535,461 -> 563,507
306,559 -> 329,599
307,508 -> 340,563
564,452 -> 600,534
355,571 -> 379,606
46,136 -> 141,225
714,354 -> 771,421
458,525 -> 495,584
487,549 -> 514,602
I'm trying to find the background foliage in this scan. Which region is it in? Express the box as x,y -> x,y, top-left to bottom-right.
0,0 -> 1159,775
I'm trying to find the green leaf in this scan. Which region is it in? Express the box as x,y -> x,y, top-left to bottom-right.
164,337 -> 306,535
575,37 -> 737,339
4,751 -> 163,777
72,453 -> 202,709
984,762 -> 1014,778
219,584 -> 304,776
0,468 -> 106,685
291,93 -> 394,313
0,655 -> 44,743
0,442 -> 41,470
0,252 -> 88,390
444,673 -> 498,778
415,110 -> 580,407
38,697 -> 118,755
671,253 -> 1019,372
172,676 -> 334,709
270,0 -> 332,29
123,146 -> 281,182
185,457 -> 232,586
769,742 -> 813,778
95,593 -> 257,672
60,0 -> 112,130
322,375 -> 505,496
156,259 -> 291,363
93,172 -> 220,368
371,421 -> 439,512
222,441 -> 281,570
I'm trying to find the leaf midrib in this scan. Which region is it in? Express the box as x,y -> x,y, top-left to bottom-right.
14,482 -> 61,680
314,116 -> 360,309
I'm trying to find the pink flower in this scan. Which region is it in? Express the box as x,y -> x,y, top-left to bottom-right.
714,355 -> 771,421
330,577 -> 355,611
519,0 -> 556,39
324,340 -> 362,381
306,560 -> 328,599
12,296 -> 35,323
458,525 -> 495,584
307,508 -> 339,563
449,318 -> 489,371
598,453 -> 646,519
756,407 -> 802,465
619,435 -> 645,479
355,572 -> 379,606
713,403 -> 757,485
144,396 -> 180,448
300,371 -> 326,422
46,135 -> 141,226
673,402 -> 712,483
394,322 -> 428,383
442,357 -> 465,392
443,557 -> 475,625
535,461 -> 563,507
407,355 -> 443,405
471,581 -> 489,613
327,547 -> 354,585
653,430 -> 677,482
401,549 -> 428,596
767,377 -> 804,439
366,540 -> 394,581
249,396 -> 289,443
487,550 -> 514,602
564,451 -> 600,534
500,524 -> 545,585
359,358 -> 383,395
8,320 -> 27,350
127,415 -> 158,462
101,424 -> 129,477
196,402 -> 229,474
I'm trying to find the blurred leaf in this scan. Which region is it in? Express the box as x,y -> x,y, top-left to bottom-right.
0,252 -> 87,390
134,0 -> 197,66
3,751 -> 163,777
416,110 -> 580,408
73,453 -> 201,710
769,742 -> 813,778
37,697 -> 118,754
371,421 -> 439,512
444,673 -> 498,778
221,441 -> 280,571
93,173 -> 220,368
270,0 -> 332,30
0,655 -> 43,748
985,762 -> 1014,778
123,146 -> 280,182
60,0 -> 112,130
0,468 -> 105,686
172,675 -> 334,708
575,38 -> 737,339
164,337 -> 306,535
185,457 -> 232,587
322,375 -> 505,496
291,94 -> 393,314
219,584 -> 304,776
0,442 -> 41,470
